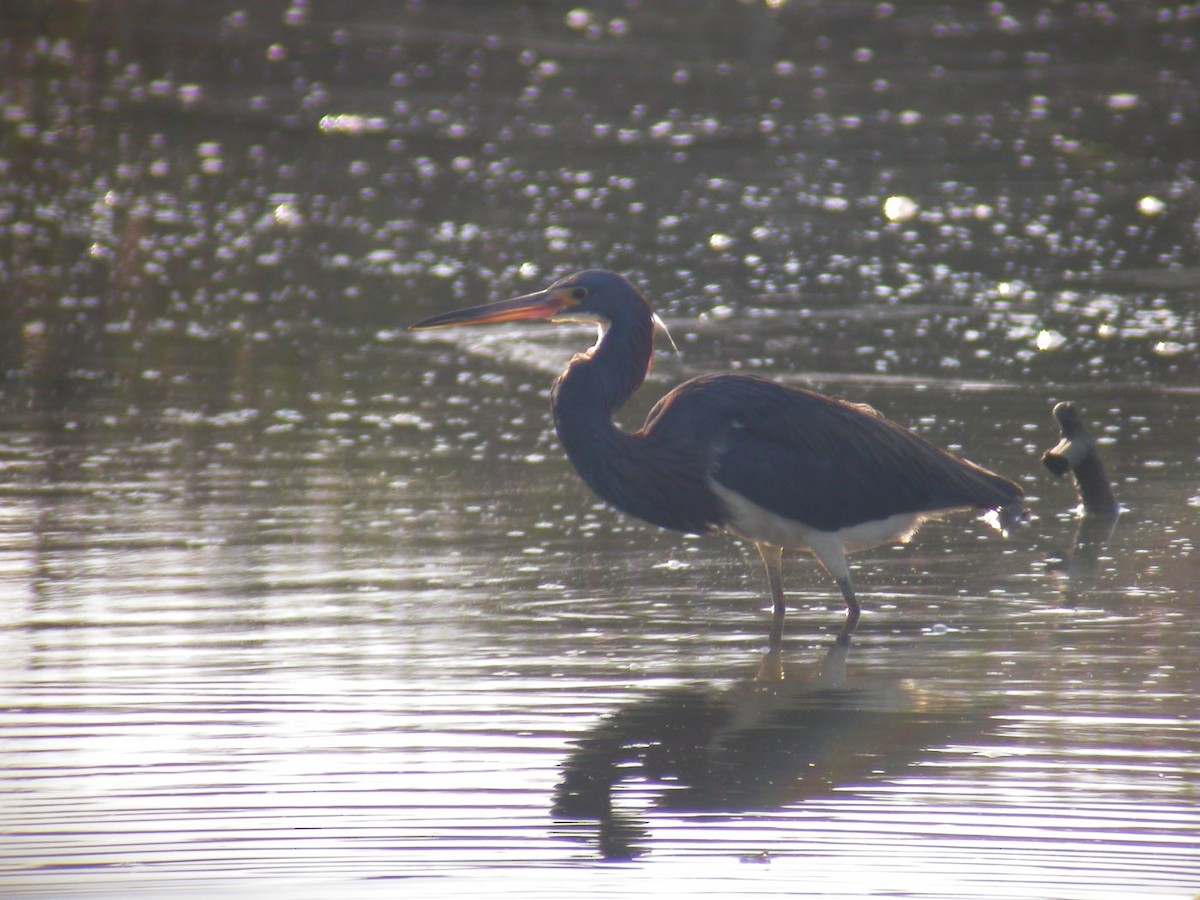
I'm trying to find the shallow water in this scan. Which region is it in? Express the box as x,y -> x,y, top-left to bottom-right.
2,3 -> 1199,898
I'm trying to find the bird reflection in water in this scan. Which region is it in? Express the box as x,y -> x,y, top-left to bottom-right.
551,640 -> 993,861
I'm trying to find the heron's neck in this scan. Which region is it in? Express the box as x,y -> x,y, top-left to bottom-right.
553,319 -> 652,419
550,316 -> 653,495
548,315 -> 723,535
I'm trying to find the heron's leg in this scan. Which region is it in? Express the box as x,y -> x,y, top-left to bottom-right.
836,577 -> 860,644
808,538 -> 858,643
752,543 -> 787,681
756,542 -> 786,654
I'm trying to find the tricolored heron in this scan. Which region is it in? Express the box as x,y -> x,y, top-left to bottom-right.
411,270 -> 1023,666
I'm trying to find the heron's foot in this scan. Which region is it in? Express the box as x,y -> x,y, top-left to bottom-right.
754,649 -> 784,683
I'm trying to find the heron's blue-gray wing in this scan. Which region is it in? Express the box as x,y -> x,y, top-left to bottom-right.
645,374 -> 1020,533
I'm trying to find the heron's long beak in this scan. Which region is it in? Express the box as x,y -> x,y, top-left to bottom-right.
409,288 -> 579,331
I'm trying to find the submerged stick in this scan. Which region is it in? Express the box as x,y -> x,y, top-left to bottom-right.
1042,401 -> 1119,516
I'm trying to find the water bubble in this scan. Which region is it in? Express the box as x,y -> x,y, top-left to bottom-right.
365,249 -> 396,265
565,9 -> 592,30
1153,341 -> 1186,357
1137,195 -> 1165,216
883,195 -> 918,222
1035,329 -> 1066,351
996,14 -> 1022,34
272,201 -> 303,229
319,114 -> 387,134
283,2 -> 307,26
177,84 -> 203,106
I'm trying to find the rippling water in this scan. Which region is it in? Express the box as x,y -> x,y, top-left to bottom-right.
2,3 -> 1199,898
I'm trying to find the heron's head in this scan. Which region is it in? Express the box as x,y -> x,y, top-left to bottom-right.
409,270 -> 675,349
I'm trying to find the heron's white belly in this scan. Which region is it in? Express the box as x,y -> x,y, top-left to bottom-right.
711,482 -> 927,557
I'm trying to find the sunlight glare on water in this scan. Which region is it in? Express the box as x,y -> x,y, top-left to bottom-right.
2,2 -> 1199,898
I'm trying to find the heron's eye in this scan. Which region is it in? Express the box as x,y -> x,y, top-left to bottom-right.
570,287 -> 588,301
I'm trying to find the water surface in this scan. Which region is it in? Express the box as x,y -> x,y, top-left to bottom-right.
2,3 -> 1198,898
